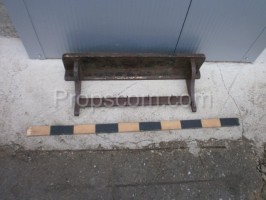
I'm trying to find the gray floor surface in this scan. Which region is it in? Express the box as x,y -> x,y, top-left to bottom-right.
0,140 -> 264,200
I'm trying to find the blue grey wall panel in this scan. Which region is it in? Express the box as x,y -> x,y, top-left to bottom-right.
4,0 -> 45,59
4,0 -> 266,62
176,0 -> 266,62
21,0 -> 191,58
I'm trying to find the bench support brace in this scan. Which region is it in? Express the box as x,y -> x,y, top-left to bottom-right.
186,59 -> 197,112
74,60 -> 81,116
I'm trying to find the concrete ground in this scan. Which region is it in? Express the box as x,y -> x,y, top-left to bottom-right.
1,0 -> 266,199
1,35 -> 266,151
0,0 -> 266,151
0,140 -> 264,200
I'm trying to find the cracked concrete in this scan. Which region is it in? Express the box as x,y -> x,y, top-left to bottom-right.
0,36 -> 266,151
218,65 -> 244,136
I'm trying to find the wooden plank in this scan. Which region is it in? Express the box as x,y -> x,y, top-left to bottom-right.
63,53 -> 205,81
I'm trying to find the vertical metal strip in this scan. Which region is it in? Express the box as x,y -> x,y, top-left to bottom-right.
21,0 -> 46,59
173,0 -> 193,54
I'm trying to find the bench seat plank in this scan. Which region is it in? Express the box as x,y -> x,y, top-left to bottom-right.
63,53 -> 205,81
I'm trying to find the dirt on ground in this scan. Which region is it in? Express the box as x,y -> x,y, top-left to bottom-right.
0,139 -> 264,200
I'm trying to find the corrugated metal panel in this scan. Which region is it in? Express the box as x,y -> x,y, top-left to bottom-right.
176,0 -> 266,62
21,0 -> 191,58
4,0 -> 266,61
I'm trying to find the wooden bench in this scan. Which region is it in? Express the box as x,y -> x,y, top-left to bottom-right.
62,53 -> 206,116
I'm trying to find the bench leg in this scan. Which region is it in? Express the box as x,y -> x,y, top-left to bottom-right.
186,59 -> 197,112
74,60 -> 81,116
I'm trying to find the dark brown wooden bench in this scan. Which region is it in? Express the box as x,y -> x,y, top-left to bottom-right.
62,53 -> 205,116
